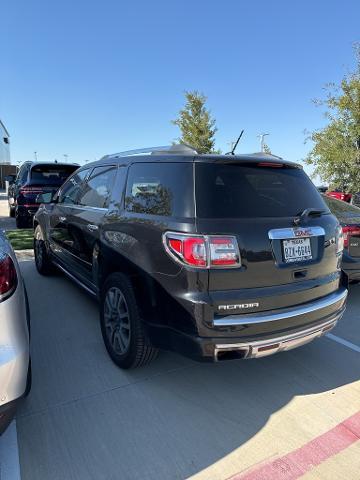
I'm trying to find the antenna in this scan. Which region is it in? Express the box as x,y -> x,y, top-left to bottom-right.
226,130 -> 244,155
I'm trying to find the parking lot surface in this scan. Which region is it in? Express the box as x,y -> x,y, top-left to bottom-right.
0,197 -> 359,479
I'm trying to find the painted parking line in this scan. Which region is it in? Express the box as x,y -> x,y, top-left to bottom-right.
228,411 -> 360,480
325,333 -> 360,353
0,421 -> 21,480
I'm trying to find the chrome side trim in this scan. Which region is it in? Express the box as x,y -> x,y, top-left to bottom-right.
268,226 -> 325,240
58,204 -> 108,212
53,262 -> 97,297
214,315 -> 341,360
213,288 -> 348,326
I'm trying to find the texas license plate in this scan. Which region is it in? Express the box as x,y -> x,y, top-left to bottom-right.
283,238 -> 312,263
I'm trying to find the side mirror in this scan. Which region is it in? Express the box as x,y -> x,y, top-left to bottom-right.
4,175 -> 16,183
36,192 -> 55,204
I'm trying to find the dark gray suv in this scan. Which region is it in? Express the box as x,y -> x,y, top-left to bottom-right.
33,145 -> 348,369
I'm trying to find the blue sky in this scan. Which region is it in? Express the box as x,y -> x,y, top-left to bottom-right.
1,0 -> 359,177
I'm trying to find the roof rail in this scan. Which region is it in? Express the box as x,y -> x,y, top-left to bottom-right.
105,144 -> 198,159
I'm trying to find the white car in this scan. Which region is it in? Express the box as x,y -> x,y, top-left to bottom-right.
0,231 -> 31,434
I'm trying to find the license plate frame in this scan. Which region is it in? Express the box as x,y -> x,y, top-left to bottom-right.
282,237 -> 312,263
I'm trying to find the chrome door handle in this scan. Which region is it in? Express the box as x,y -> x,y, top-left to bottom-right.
59,216 -> 67,222
87,224 -> 98,231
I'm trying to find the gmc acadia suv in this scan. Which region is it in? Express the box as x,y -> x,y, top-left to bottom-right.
33,145 -> 348,369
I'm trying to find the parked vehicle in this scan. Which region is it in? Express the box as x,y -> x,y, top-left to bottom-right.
33,146 -> 347,369
323,194 -> 360,282
7,161 -> 79,228
316,186 -> 328,194
0,231 -> 31,434
326,189 -> 352,203
350,192 -> 360,208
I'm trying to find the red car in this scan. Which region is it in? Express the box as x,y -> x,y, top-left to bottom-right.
326,190 -> 352,203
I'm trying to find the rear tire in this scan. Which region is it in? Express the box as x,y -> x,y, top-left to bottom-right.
34,225 -> 55,275
100,273 -> 158,369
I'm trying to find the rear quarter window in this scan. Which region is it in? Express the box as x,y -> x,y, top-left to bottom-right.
125,162 -> 194,217
195,163 -> 329,218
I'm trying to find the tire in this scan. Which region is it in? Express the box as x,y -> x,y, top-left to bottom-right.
16,214 -> 28,229
34,225 -> 55,275
100,273 -> 158,369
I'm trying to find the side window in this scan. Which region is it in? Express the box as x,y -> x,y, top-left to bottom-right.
77,166 -> 117,209
17,165 -> 29,184
58,169 -> 89,205
125,162 -> 193,217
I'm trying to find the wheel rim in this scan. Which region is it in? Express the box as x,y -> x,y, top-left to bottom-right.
103,287 -> 131,354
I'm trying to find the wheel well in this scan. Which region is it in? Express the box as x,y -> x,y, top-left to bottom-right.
97,252 -> 156,313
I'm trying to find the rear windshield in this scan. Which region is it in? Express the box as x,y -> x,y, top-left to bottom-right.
30,165 -> 78,185
195,163 -> 329,218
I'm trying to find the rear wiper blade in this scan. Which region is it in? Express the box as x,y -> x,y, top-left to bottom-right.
296,208 -> 326,219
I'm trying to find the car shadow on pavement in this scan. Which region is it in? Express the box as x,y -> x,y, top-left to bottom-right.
16,260 -> 360,480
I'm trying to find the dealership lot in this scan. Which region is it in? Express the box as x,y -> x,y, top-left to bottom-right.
0,196 -> 359,479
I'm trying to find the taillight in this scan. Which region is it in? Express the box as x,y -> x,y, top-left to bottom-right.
19,187 -> 43,195
342,226 -> 360,248
163,233 -> 241,268
0,254 -> 17,299
335,225 -> 344,254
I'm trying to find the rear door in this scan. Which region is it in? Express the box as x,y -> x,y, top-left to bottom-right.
194,160 -> 341,313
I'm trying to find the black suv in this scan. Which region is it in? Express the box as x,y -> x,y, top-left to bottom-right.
33,145 -> 348,369
7,161 -> 79,228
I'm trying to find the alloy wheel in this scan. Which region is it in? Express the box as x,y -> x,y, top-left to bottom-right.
103,287 -> 131,354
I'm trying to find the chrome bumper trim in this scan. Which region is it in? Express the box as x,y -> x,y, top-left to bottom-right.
213,288 -> 348,327
214,315 -> 342,360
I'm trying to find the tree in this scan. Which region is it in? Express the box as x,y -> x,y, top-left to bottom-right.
305,45 -> 360,192
172,91 -> 219,154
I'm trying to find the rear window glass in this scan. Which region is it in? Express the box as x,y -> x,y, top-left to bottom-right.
323,195 -> 360,218
195,163 -> 329,218
30,165 -> 78,185
125,162 -> 193,217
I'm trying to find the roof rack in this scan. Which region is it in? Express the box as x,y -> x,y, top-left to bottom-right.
106,144 -> 198,159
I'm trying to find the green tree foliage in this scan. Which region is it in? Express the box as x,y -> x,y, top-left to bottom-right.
173,91 -> 219,154
305,45 -> 360,192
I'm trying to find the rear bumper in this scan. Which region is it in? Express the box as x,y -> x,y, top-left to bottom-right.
147,287 -> 347,362
0,283 -> 30,413
16,205 -> 39,218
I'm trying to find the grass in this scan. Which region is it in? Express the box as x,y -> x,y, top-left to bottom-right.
6,229 -> 34,250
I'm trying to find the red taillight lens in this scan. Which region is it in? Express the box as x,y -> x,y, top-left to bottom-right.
342,226 -> 360,248
164,233 -> 240,268
0,254 -> 17,298
209,237 -> 240,266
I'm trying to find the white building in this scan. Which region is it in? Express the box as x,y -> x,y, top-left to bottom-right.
0,119 -> 10,164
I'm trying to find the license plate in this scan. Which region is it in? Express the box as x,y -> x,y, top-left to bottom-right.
283,238 -> 312,263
